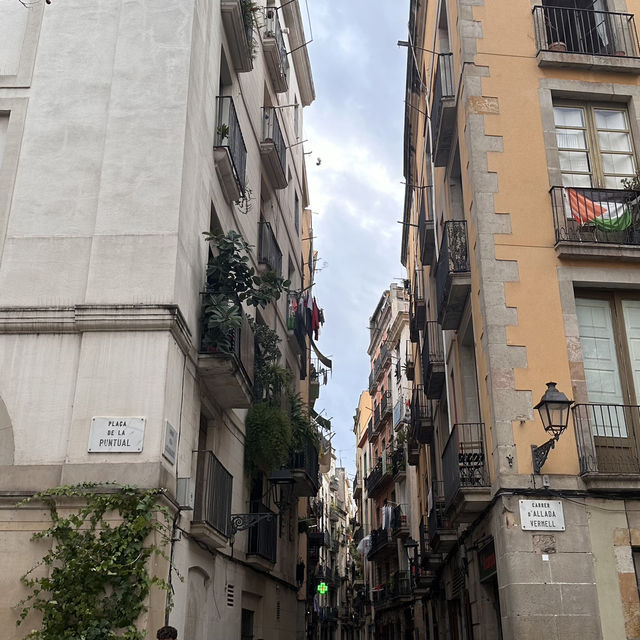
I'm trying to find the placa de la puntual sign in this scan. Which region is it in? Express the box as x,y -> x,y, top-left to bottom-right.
519,499 -> 565,531
88,417 -> 145,453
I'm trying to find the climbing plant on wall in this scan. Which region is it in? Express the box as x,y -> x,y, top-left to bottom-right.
16,483 -> 174,640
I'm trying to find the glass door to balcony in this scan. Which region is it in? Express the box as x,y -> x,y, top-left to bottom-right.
576,296 -> 640,471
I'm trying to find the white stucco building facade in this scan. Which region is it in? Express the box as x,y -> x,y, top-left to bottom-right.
0,1 -> 316,638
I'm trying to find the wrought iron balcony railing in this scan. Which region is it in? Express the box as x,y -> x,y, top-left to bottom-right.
262,107 -> 287,176
431,53 -> 455,166
550,186 -> 640,247
193,450 -> 233,538
215,96 -> 247,193
391,447 -> 406,478
264,7 -> 290,91
412,269 -> 426,328
411,384 -> 434,443
532,5 -> 639,57
442,422 -> 489,509
418,192 -> 436,264
369,370 -> 377,394
258,220 -> 283,275
367,527 -> 390,559
247,501 -> 277,563
405,342 -> 415,380
422,321 -> 445,399
391,503 -> 409,531
435,220 -> 471,329
573,402 -> 640,474
289,433 -> 319,496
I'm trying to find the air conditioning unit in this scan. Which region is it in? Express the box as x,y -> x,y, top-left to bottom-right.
176,477 -> 195,510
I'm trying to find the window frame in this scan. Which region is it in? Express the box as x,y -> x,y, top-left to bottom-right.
575,288 -> 640,406
554,100 -> 638,188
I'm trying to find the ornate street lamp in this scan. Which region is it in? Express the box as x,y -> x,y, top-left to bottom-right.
531,382 -> 573,474
268,469 -> 296,512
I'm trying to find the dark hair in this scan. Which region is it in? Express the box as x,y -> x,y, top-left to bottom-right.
157,626 -> 178,640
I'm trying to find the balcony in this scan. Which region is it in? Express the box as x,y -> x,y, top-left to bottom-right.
353,472 -> 362,500
411,305 -> 422,346
442,423 -> 491,520
247,501 -> 277,569
412,270 -> 426,328
367,418 -> 377,443
191,450 -> 233,548
221,0 -> 255,72
550,187 -> 640,261
365,457 -> 393,498
198,312 -> 254,409
369,370 -> 377,394
374,344 -> 391,382
422,321 -> 445,399
263,7 -> 290,93
258,220 -> 283,275
372,571 -> 412,611
372,404 -> 383,433
427,481 -> 457,553
414,566 -> 437,594
393,397 -> 406,429
405,342 -> 415,381
419,194 -> 436,264
411,385 -> 434,444
307,531 -> 325,548
573,403 -> 640,489
260,107 -> 288,189
380,393 -> 392,425
407,438 -> 420,466
329,504 -> 339,522
532,5 -> 640,73
214,96 -> 247,203
391,446 -> 406,481
290,433 -> 319,497
391,503 -> 409,537
431,53 -> 456,167
435,221 -> 471,330
367,527 -> 394,560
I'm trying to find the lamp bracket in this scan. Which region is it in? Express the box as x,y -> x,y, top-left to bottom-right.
531,437 -> 557,475
230,512 -> 275,534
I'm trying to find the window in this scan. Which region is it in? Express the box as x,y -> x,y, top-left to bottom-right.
554,103 -> 636,188
576,293 -> 640,467
294,192 -> 300,233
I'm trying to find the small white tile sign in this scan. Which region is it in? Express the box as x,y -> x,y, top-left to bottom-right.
163,421 -> 178,465
88,417 -> 145,453
519,499 -> 565,531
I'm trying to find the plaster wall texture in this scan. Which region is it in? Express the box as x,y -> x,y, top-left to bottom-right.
0,0 -> 28,76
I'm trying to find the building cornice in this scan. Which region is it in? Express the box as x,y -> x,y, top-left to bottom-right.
0,304 -> 193,357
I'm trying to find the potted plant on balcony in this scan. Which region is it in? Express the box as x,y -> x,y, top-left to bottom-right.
201,230 -> 289,353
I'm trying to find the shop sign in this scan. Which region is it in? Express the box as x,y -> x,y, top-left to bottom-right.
519,499 -> 565,531
88,417 -> 145,453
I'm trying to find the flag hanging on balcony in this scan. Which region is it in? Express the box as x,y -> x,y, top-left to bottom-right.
565,188 -> 632,231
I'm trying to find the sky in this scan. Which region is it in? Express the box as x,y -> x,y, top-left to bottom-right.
302,1 -> 411,478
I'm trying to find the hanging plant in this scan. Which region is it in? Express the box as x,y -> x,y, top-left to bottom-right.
15,483 -> 174,640
244,403 -> 292,475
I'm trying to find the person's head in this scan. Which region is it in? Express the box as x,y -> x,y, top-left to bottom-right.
157,626 -> 177,640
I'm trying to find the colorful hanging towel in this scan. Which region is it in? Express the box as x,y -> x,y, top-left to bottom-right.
566,188 -> 632,231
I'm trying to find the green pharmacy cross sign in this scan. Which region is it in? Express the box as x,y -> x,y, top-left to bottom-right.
317,582 -> 328,595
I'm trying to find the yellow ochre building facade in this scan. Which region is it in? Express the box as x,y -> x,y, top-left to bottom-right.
401,0 -> 640,638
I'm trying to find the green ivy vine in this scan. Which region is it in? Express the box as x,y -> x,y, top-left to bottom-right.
16,483 -> 174,640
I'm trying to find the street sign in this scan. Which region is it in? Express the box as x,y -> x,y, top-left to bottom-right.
519,499 -> 565,531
